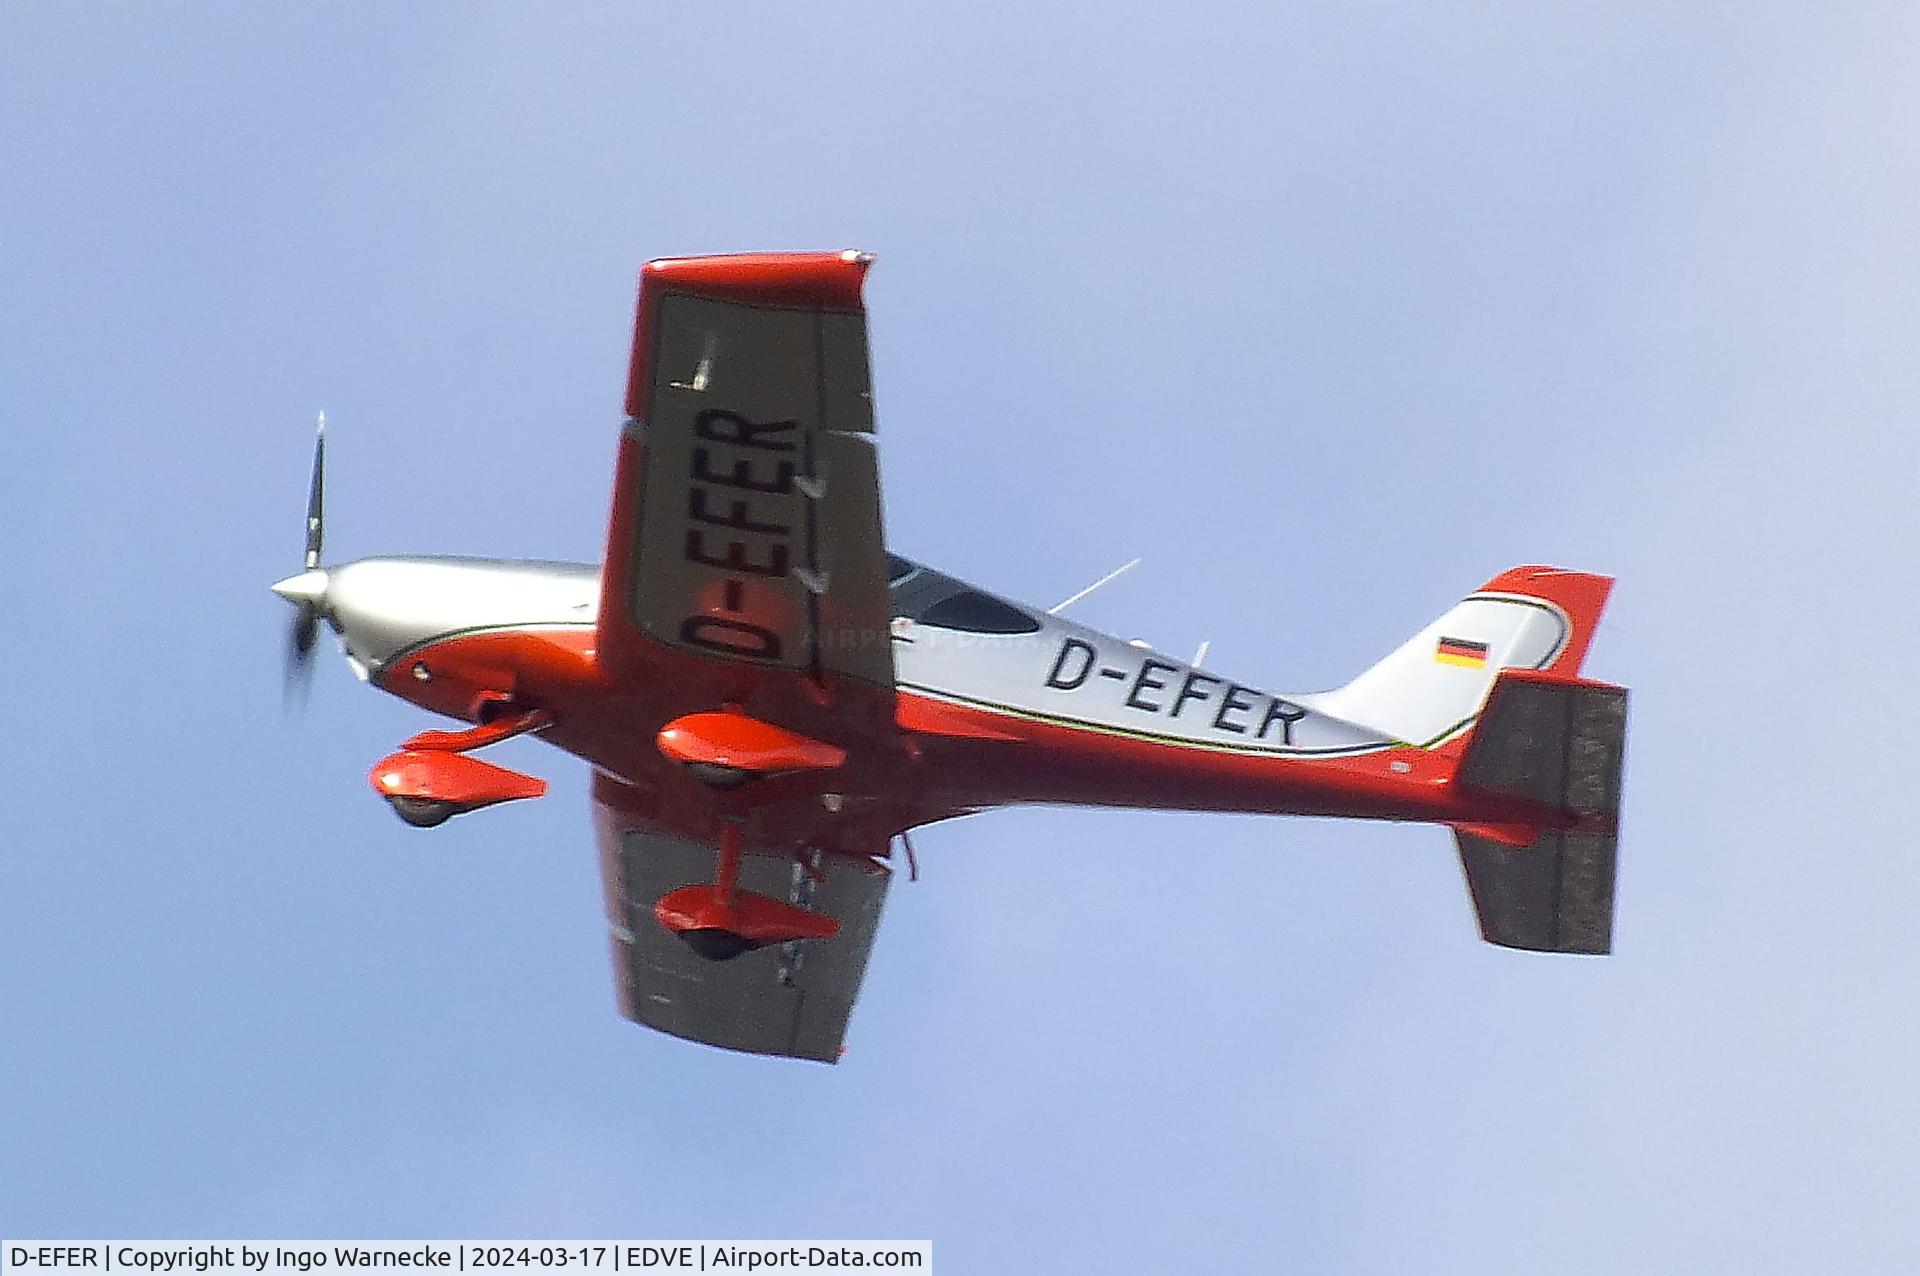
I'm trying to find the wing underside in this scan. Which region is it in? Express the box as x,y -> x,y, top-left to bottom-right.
595,813 -> 891,1063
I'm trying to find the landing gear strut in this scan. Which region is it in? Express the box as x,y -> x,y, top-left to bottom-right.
654,823 -> 840,961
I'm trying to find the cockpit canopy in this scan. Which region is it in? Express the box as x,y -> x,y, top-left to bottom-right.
886,554 -> 1041,635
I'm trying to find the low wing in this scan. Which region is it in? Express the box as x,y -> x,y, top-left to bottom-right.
598,252 -> 893,696
587,254 -> 899,1057
594,790 -> 890,1062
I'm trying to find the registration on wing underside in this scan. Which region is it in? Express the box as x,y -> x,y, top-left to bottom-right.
628,291 -> 891,686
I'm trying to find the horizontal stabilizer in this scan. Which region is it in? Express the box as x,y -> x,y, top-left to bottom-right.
1457,670 -> 1627,818
1453,670 -> 1627,954
1455,828 -> 1617,954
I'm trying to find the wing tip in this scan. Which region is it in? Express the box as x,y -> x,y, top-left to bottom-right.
638,250 -> 871,310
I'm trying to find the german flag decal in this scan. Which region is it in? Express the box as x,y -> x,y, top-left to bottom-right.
1435,636 -> 1490,669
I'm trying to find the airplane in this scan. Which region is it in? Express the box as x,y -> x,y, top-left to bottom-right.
272,251 -> 1628,1063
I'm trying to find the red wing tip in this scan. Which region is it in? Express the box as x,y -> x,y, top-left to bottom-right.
641,249 -> 869,270
638,251 -> 872,309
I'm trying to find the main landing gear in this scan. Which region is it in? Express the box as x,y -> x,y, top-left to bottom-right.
646,708 -> 850,959
684,761 -> 754,790
653,823 -> 842,962
388,795 -> 459,828
656,710 -> 846,791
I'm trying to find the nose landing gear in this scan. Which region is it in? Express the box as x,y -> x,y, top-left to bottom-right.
369,707 -> 552,827
387,795 -> 460,828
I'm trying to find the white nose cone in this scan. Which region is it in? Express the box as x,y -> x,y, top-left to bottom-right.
271,569 -> 330,606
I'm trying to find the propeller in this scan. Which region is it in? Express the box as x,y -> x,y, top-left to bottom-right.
274,413 -> 330,705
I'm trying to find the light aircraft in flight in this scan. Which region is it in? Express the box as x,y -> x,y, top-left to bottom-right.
273,251 -> 1628,1062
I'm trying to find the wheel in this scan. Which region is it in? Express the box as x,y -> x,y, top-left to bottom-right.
685,761 -> 753,790
387,795 -> 458,828
676,928 -> 757,962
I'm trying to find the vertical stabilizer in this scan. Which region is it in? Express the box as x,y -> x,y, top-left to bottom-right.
1300,566 -> 1613,747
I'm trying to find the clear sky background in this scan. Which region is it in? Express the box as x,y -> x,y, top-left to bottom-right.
4,4 -> 1917,1270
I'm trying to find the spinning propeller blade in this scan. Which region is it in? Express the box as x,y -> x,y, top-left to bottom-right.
304,410 -> 325,570
275,413 -> 329,705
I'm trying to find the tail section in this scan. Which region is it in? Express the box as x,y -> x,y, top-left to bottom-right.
1302,566 -> 1614,748
1306,565 -> 1627,954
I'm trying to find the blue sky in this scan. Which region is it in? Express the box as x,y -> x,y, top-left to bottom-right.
4,4 -> 1918,1270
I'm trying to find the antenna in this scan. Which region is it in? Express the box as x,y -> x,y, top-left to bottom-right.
1048,557 -> 1142,616
1192,640 -> 1211,667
